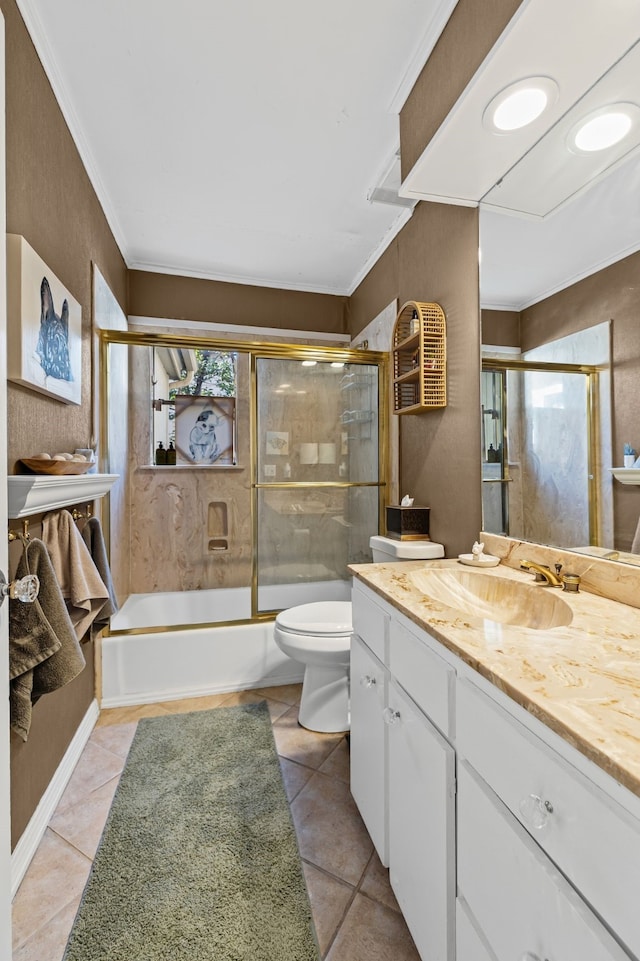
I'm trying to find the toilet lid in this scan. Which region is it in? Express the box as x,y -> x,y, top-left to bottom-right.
276,601 -> 353,636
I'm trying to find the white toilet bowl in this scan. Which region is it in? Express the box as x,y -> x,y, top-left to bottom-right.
274,540 -> 445,734
274,601 -> 352,733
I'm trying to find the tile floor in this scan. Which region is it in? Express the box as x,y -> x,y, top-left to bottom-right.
11,684 -> 421,960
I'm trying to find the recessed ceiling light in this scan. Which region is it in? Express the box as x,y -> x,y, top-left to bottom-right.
483,77 -> 559,134
569,104 -> 639,153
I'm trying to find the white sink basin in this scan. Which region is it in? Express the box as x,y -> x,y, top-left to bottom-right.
409,568 -> 573,630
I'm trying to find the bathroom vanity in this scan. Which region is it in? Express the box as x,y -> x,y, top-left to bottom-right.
349,558 -> 640,961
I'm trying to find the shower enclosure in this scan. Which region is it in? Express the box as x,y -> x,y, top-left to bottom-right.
481,359 -> 602,549
100,331 -> 386,634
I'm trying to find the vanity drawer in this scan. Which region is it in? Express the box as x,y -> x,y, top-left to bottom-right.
457,678 -> 640,957
352,581 -> 389,663
389,615 -> 454,738
458,761 -> 631,961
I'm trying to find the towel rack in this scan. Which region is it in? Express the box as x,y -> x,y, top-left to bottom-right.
71,505 -> 93,521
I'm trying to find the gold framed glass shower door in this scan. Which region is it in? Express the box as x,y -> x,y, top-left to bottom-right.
253,354 -> 385,613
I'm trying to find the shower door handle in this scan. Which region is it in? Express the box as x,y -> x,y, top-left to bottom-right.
0,570 -> 40,608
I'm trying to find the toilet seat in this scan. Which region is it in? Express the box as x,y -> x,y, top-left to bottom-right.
275,601 -> 352,637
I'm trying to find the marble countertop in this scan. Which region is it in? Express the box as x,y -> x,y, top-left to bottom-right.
350,559 -> 640,799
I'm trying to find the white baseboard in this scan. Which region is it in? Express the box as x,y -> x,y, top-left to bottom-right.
11,698 -> 100,897
100,671 -> 305,709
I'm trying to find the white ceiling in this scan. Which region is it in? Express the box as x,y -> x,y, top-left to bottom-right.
16,0 -> 640,310
16,0 -> 458,296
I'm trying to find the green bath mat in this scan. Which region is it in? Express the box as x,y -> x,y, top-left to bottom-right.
63,702 -> 319,961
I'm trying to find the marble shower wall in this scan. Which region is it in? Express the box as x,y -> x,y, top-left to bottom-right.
127,346 -> 252,594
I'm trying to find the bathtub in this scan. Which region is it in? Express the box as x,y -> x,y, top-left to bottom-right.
101,580 -> 351,708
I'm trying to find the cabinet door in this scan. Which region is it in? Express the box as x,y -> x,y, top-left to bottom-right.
456,898 -> 498,961
387,679 -> 455,961
350,633 -> 388,865
458,761 -> 631,961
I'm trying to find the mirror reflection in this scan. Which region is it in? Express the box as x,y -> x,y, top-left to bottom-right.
479,89 -> 640,563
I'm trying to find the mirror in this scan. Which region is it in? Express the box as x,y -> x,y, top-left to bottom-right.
478,43 -> 640,563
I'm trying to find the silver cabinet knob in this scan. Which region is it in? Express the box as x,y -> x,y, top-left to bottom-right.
359,674 -> 377,688
0,571 -> 40,607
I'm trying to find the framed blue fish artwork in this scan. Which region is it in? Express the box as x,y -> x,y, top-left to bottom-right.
7,234 -> 82,405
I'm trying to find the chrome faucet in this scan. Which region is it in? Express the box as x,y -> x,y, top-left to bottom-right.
520,560 -> 563,587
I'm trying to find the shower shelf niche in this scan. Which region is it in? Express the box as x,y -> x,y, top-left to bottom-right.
8,473 -> 119,519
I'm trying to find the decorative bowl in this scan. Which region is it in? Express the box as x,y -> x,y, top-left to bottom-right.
19,458 -> 93,476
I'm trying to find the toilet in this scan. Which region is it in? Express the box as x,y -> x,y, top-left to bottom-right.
273,536 -> 445,733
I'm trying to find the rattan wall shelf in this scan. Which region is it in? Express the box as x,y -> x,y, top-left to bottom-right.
392,301 -> 446,414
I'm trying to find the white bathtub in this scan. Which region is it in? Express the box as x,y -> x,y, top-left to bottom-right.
101,580 -> 351,708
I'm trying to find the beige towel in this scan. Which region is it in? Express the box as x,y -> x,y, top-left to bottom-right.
9,538 -> 86,740
41,509 -> 110,639
81,516 -> 118,639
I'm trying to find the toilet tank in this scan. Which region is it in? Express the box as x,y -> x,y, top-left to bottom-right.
369,535 -> 445,562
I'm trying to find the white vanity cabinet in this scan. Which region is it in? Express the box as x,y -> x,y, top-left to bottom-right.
387,677 -> 455,961
351,583 -> 455,961
350,632 -> 388,865
349,574 -> 640,961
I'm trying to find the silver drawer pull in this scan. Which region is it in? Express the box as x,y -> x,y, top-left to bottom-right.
0,571 -> 40,608
382,707 -> 401,726
519,793 -> 554,830
359,674 -> 377,688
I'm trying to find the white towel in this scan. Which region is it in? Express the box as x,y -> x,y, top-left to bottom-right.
41,509 -> 110,640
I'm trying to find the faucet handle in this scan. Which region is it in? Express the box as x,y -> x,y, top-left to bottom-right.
554,562 -> 563,577
562,572 -> 581,593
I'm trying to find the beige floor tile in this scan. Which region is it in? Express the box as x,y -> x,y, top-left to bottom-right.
325,893 -> 421,961
49,776 -> 120,859
13,896 -> 80,961
273,706 -> 344,769
254,682 -> 302,705
154,691 -> 234,714
222,689 -> 292,721
359,850 -> 401,914
318,738 -> 350,783
54,741 -> 125,815
291,772 -> 373,885
12,831 -> 90,951
89,720 -> 137,759
96,702 -> 172,727
279,756 -> 315,802
302,861 -> 355,956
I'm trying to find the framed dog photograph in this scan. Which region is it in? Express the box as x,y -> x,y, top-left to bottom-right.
174,395 -> 236,466
7,234 -> 82,405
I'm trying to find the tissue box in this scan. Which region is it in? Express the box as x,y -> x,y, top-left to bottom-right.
386,505 -> 431,541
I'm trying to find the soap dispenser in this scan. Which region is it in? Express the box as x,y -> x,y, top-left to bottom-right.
155,441 -> 167,466
166,441 -> 176,465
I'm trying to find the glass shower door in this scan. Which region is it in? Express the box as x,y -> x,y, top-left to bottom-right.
254,356 -> 382,613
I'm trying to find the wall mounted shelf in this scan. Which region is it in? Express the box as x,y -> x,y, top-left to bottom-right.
609,468 -> 640,486
392,301 -> 446,414
8,473 -> 119,519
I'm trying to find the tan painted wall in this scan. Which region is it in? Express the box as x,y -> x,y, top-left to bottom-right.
481,309 -> 521,347
521,250 -> 640,551
2,0 -> 127,848
129,270 -> 347,335
399,0 -> 525,179
349,201 -> 483,557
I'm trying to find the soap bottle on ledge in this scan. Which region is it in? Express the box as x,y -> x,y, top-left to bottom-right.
166,442 -> 176,466
155,441 -> 167,466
